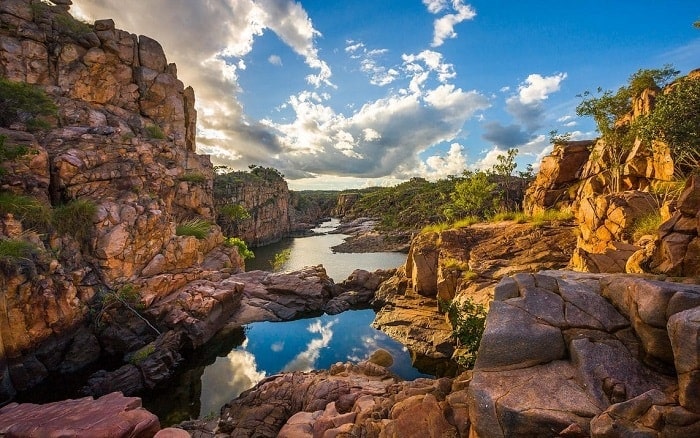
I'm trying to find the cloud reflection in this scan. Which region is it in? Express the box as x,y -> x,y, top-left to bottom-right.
199,349 -> 266,418
282,319 -> 336,372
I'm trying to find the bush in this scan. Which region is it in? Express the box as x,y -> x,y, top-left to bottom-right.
0,238 -> 40,275
0,77 -> 57,130
145,125 -> 166,139
54,14 -> 93,38
53,198 -> 97,243
129,344 -> 155,365
0,192 -> 51,231
224,237 -> 254,260
176,218 -> 211,239
178,171 -> 207,184
631,212 -> 664,241
441,298 -> 487,368
269,248 -> 291,272
219,204 -> 251,221
442,257 -> 470,272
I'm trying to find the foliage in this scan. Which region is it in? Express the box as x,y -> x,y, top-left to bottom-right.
449,171 -> 499,219
490,211 -> 529,223
178,171 -> 207,183
176,218 -> 211,239
144,124 -> 166,139
224,237 -> 255,260
269,248 -> 291,272
54,14 -> 93,38
129,344 -> 155,365
440,298 -> 488,369
0,192 -> 52,231
0,135 -> 31,177
0,238 -> 40,275
452,216 -> 481,228
0,77 -> 57,130
548,129 -> 572,144
631,212 -> 664,242
421,222 -> 451,233
638,74 -> 700,176
219,204 -> 251,221
93,285 -> 160,335
576,66 -> 680,192
53,198 -> 97,243
442,257 -> 470,272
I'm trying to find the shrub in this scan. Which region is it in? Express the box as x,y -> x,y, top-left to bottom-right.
224,237 -> 254,260
631,211 -> 664,241
0,238 -> 40,275
53,198 -> 97,243
129,344 -> 155,365
0,77 -> 57,129
176,218 -> 211,239
145,125 -> 166,139
442,257 -> 470,272
441,298 -> 488,368
269,248 -> 291,272
452,216 -> 481,228
54,14 -> 93,38
219,204 -> 251,221
0,192 -> 51,231
178,171 -> 207,184
421,222 -> 451,233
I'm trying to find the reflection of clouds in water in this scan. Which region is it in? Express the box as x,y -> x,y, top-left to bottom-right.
271,341 -> 284,352
347,334 -> 381,362
199,349 -> 266,418
282,319 -> 336,372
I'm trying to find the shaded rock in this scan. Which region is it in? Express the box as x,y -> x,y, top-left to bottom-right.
668,307 -> 700,412
0,392 -> 160,437
368,349 -> 394,367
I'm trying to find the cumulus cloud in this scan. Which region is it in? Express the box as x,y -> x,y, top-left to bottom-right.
199,349 -> 266,417
346,41 -> 399,86
282,319 -> 335,372
424,0 -> 477,47
482,122 -> 532,149
417,143 -> 469,179
516,73 -> 567,105
268,54 -> 283,66
73,0 -> 489,184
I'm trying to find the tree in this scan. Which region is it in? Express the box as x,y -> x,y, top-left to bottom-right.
449,171 -> 499,219
638,74 -> 700,176
490,148 -> 518,207
576,66 -> 679,192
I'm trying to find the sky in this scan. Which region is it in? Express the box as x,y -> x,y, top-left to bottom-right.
71,0 -> 700,190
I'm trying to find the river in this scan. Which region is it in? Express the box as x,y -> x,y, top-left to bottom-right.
140,219 -> 422,424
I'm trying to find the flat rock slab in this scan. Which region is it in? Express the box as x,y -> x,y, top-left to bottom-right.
0,392 -> 160,438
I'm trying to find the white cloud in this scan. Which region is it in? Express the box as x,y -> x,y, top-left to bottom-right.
418,143 -> 468,179
473,147 -> 505,171
516,73 -> 567,105
268,54 -> 283,66
426,0 -> 477,47
199,349 -> 266,417
282,319 -> 335,372
346,40 -> 399,86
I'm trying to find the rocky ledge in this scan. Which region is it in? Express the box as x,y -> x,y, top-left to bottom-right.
330,217 -> 412,253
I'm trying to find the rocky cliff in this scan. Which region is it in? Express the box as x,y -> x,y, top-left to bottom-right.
523,72 -> 699,274
0,0 -> 246,402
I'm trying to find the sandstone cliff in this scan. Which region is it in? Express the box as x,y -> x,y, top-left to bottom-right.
0,0 -> 245,402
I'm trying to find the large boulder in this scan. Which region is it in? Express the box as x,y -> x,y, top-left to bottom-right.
468,271 -> 699,437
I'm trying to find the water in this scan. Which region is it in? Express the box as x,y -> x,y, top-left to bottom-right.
245,219 -> 407,282
141,221 -> 424,424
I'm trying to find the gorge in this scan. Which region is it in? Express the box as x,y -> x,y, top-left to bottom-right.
0,1 -> 699,437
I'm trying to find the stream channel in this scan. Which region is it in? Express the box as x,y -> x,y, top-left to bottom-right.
142,219 -> 428,425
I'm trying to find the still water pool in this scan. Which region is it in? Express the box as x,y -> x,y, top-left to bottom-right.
245,218 -> 407,282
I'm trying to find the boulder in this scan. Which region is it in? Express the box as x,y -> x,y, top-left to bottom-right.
0,392 -> 160,437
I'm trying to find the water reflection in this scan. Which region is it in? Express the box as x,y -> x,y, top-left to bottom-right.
199,344 -> 266,417
142,310 -> 436,426
282,319 -> 337,372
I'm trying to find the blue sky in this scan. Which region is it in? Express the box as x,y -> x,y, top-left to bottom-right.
73,0 -> 700,190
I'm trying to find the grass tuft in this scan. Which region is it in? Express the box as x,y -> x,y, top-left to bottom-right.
145,125 -> 166,139
176,218 -> 211,239
178,171 -> 207,184
631,211 -> 664,242
0,192 -> 51,231
53,198 -> 97,243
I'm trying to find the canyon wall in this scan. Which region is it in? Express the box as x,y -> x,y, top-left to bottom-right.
0,0 -> 245,402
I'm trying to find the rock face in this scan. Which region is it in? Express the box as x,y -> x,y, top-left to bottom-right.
0,392 -> 160,437
647,175 -> 700,277
184,361 -> 472,438
469,270 -> 700,437
0,0 -> 247,401
372,221 -> 576,373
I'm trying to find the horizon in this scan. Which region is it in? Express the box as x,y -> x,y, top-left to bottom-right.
72,0 -> 700,191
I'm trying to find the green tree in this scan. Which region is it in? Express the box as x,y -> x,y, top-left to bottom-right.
269,249 -> 291,272
638,73 -> 700,176
0,77 -> 57,130
490,148 -> 518,207
449,171 -> 498,219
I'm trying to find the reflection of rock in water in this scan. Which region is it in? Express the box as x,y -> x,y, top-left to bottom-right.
368,349 -> 394,367
410,350 -> 460,378
141,326 -> 246,426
